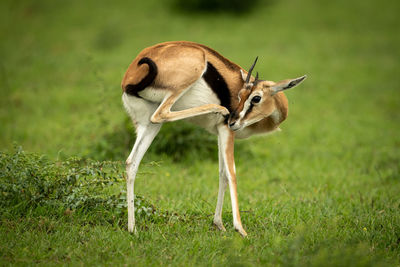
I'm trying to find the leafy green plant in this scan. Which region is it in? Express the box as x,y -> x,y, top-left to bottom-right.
0,146 -> 159,225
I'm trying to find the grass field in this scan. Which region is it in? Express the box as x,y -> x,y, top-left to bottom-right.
1,0 -> 400,266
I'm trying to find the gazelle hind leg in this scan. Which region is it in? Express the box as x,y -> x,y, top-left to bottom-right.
217,124 -> 247,237
150,89 -> 229,124
126,123 -> 161,233
123,94 -> 163,233
213,137 -> 228,231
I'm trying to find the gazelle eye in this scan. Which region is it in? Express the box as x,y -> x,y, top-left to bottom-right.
251,95 -> 261,104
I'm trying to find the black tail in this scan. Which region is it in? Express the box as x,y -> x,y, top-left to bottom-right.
125,57 -> 158,97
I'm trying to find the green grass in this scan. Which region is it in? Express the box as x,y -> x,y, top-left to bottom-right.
1,0 -> 400,266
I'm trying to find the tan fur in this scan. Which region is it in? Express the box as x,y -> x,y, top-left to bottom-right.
245,92 -> 288,134
121,41 -> 305,237
121,41 -> 246,110
122,41 -> 300,134
229,85 -> 286,132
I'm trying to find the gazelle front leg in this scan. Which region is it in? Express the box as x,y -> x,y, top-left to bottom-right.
126,123 -> 161,233
213,143 -> 228,232
217,124 -> 247,237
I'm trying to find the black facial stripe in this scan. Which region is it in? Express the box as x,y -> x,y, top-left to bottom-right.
203,62 -> 232,113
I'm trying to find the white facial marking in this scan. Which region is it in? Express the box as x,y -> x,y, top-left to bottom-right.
270,109 -> 281,124
173,78 -> 219,111
237,92 -> 263,121
238,99 -> 251,119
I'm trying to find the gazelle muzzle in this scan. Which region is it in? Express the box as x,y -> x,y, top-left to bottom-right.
227,111 -> 242,131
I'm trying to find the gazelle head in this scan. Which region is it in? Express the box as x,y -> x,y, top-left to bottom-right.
228,57 -> 306,131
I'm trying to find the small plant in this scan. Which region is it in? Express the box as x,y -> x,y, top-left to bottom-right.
0,146 -> 160,226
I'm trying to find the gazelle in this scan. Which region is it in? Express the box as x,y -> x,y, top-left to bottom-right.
121,41 -> 306,237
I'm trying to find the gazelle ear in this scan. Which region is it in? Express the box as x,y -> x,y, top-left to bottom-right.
271,75 -> 307,95
240,69 -> 247,82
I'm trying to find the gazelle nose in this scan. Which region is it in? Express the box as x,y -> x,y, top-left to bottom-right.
229,122 -> 236,127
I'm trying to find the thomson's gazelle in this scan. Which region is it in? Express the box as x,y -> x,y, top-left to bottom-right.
121,41 -> 306,237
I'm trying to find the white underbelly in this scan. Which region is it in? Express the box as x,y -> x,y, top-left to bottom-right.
138,78 -> 225,134
172,78 -> 220,109
174,79 -> 224,133
138,78 -> 220,106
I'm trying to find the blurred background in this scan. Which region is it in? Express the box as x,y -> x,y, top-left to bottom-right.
0,0 -> 399,162
1,0 -> 400,265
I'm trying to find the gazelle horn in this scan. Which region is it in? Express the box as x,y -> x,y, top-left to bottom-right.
245,56 -> 258,85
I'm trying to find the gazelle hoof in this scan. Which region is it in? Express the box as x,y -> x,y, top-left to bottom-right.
235,227 -> 248,237
221,108 -> 229,116
213,221 -> 226,232
128,225 -> 138,235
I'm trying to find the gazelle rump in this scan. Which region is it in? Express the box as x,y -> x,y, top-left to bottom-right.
121,41 -> 306,237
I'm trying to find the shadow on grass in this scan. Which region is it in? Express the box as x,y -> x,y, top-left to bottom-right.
88,117 -> 254,163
